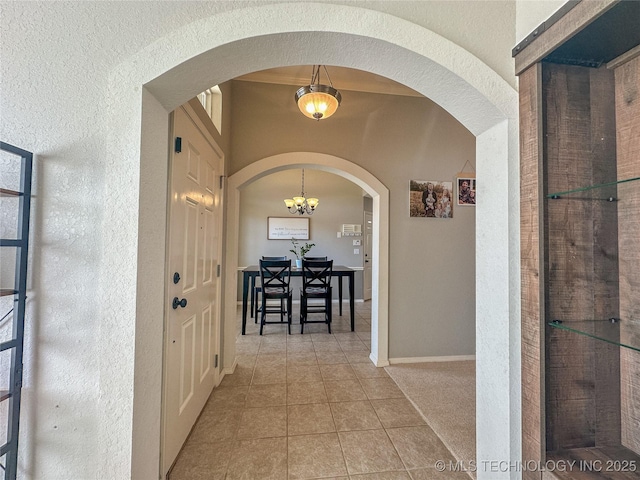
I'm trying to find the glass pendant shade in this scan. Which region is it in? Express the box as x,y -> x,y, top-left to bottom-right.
294,65 -> 341,121
295,85 -> 341,120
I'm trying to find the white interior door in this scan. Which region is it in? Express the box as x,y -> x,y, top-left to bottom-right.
363,211 -> 373,300
162,104 -> 223,477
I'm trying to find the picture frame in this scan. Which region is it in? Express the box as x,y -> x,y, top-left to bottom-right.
409,180 -> 454,218
456,174 -> 476,207
267,216 -> 310,240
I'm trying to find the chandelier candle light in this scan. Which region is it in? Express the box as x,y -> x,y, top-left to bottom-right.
295,65 -> 342,120
284,169 -> 319,215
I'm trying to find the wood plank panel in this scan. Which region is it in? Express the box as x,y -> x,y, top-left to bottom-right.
520,63 -> 545,480
615,54 -> 640,455
543,63 -> 620,453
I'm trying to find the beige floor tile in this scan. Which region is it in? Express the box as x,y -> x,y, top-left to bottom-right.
359,378 -> 405,399
287,333 -> 314,343
320,363 -> 356,381
287,342 -> 316,354
337,340 -> 369,352
312,341 -> 342,352
310,332 -> 339,343
288,432 -> 348,479
287,352 -> 318,366
207,385 -> 249,407
252,364 -> 287,385
352,363 -> 390,379
256,352 -> 287,366
169,440 -> 235,480
350,472 -> 412,480
330,400 -> 382,431
219,365 -> 253,386
236,354 -> 257,368
287,381 -> 328,405
186,406 -> 242,444
287,402 -> 336,435
237,405 -> 287,439
246,383 -> 287,408
408,467 -> 473,479
370,398 -> 426,428
259,341 -> 288,354
386,426 -> 455,469
287,364 -> 323,383
338,429 -> 404,475
226,437 -> 288,480
344,350 -> 373,364
324,379 -> 368,402
316,352 -> 350,365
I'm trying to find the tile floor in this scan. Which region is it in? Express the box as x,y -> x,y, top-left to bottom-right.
169,302 -> 472,480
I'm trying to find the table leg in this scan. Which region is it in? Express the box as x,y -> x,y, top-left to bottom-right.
242,272 -> 249,335
338,276 -> 343,316
250,275 -> 255,319
349,273 -> 355,331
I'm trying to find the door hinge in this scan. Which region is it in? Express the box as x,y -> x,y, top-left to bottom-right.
175,137 -> 182,153
219,175 -> 224,189
214,354 -> 219,368
216,264 -> 221,277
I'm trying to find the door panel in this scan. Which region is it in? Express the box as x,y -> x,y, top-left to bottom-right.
363,211 -> 373,300
163,105 -> 224,477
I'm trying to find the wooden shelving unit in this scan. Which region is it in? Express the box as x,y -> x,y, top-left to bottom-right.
516,2 -> 640,479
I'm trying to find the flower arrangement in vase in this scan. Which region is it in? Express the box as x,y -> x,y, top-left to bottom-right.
289,238 -> 315,268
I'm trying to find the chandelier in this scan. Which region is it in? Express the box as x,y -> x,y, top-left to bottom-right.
284,169 -> 319,215
294,65 -> 342,120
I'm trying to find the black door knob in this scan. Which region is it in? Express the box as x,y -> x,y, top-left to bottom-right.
172,297 -> 187,309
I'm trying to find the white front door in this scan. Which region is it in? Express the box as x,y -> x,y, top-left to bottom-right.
363,211 -> 373,300
162,104 -> 224,477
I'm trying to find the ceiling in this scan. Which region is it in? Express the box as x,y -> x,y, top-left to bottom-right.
235,65 -> 423,98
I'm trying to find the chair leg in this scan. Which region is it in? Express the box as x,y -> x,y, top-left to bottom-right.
287,295 -> 292,335
327,297 -> 332,334
300,297 -> 306,334
259,299 -> 265,335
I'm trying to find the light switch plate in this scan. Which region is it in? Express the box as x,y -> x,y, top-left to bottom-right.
353,239 -> 361,246
354,248 -> 360,255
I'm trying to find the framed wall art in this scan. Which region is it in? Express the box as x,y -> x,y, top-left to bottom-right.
409,180 -> 454,218
456,175 -> 476,206
267,216 -> 310,240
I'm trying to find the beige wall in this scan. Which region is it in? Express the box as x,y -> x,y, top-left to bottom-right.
230,80 -> 476,358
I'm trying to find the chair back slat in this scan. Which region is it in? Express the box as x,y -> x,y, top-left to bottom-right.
301,259 -> 333,293
260,259 -> 291,291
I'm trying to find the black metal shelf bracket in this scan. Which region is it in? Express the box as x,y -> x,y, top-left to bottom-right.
0,142 -> 33,480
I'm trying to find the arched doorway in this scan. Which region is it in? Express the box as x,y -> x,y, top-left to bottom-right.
102,4 -> 519,478
225,153 -> 390,370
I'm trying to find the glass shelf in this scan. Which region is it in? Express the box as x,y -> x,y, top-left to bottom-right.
546,176 -> 640,200
549,319 -> 640,353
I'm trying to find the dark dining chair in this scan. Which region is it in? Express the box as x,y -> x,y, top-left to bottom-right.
253,256 -> 287,321
299,259 -> 333,334
302,256 -> 328,261
258,259 -> 292,335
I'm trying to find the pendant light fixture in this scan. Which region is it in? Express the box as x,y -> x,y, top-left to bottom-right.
284,169 -> 319,215
294,65 -> 342,120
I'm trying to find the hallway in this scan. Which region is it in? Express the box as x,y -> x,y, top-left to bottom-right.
169,302 -> 474,479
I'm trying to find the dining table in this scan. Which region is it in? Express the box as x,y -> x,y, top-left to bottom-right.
241,264 -> 356,335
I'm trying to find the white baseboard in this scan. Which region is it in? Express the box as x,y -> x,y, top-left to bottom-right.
389,355 -> 476,364
220,359 -> 237,383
